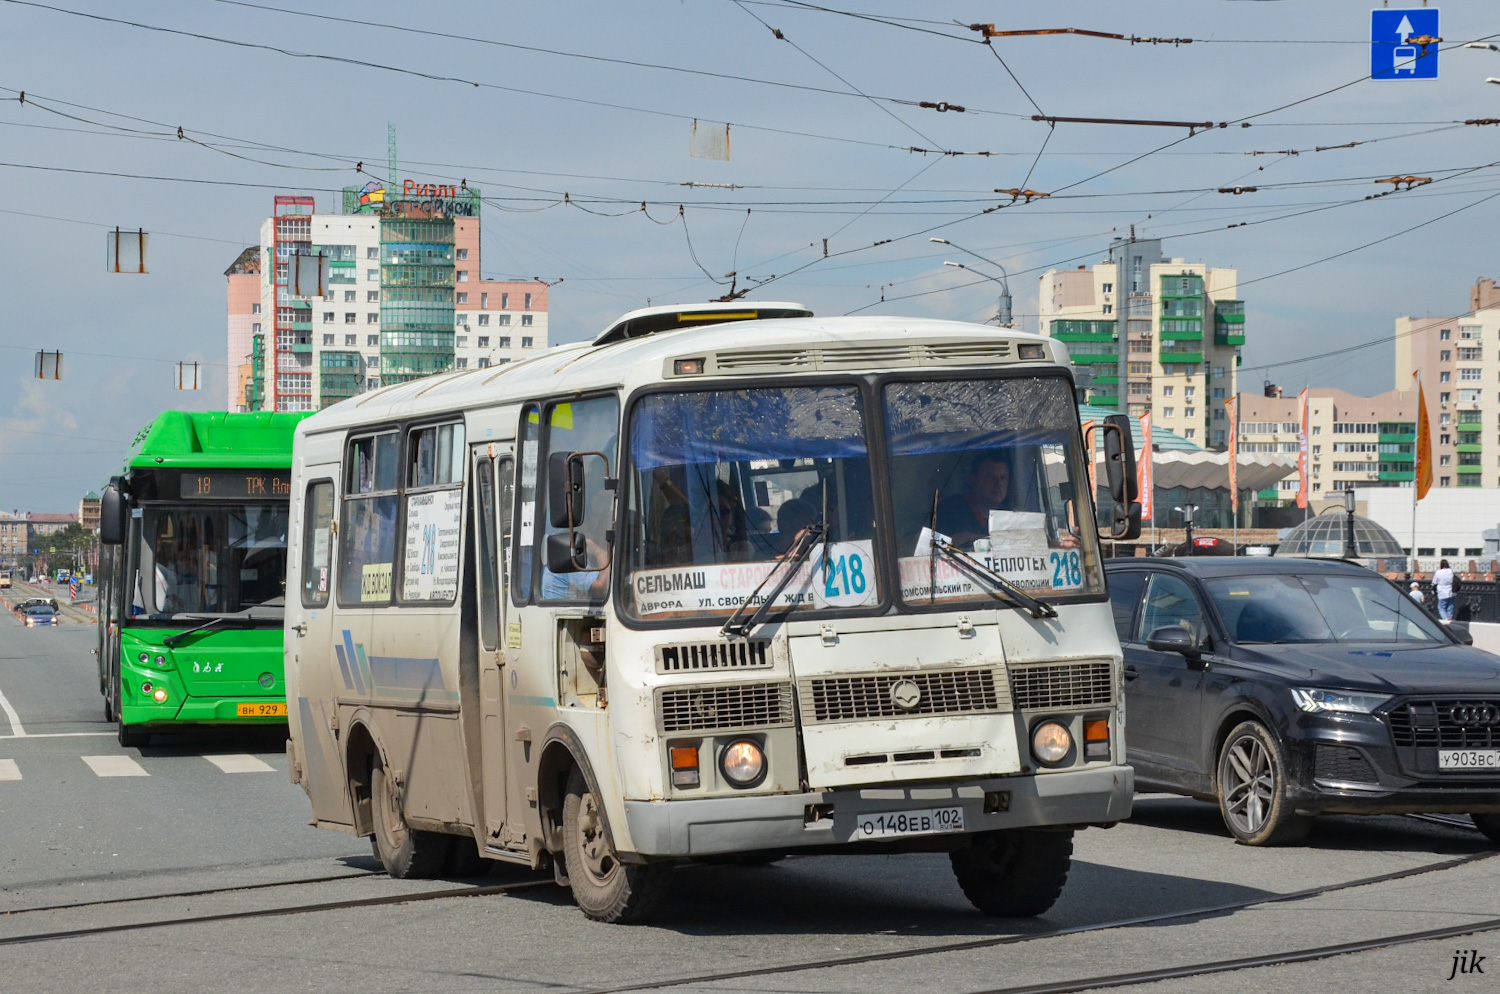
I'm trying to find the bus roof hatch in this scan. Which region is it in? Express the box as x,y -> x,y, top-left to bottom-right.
591,301 -> 813,346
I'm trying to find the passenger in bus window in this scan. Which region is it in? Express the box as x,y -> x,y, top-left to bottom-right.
937,453 -> 1077,550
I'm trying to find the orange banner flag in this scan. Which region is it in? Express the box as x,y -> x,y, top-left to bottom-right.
1295,388 -> 1309,510
1413,371 -> 1433,500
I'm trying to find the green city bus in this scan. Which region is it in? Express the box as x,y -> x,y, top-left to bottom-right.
97,411 -> 310,747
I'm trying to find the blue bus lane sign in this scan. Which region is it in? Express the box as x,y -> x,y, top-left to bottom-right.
1372,8 -> 1440,81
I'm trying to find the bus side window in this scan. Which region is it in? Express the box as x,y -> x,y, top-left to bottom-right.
474,458 -> 500,651
301,480 -> 334,609
498,456 -> 514,606
514,405 -> 540,604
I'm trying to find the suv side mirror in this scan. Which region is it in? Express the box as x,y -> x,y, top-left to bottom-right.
1100,415 -> 1142,541
100,482 -> 125,545
1449,622 -> 1475,646
1146,625 -> 1204,665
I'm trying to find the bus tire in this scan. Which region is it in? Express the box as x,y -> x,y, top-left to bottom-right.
562,766 -> 671,923
949,828 -> 1073,917
117,721 -> 150,749
370,755 -> 450,878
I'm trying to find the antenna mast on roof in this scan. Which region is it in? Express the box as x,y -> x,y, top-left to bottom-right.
388,123 -> 397,185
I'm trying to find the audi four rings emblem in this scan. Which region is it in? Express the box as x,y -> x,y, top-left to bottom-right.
1450,704 -> 1500,726
890,679 -> 922,711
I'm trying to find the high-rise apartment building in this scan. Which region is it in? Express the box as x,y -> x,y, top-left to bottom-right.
1233,388 -> 1416,502
1039,237 -> 1242,448
232,183 -> 549,412
224,247 -> 261,412
1394,278 -> 1500,489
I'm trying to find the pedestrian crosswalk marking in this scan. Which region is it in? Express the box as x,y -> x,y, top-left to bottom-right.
203,753 -> 275,774
81,755 -> 150,777
0,758 -> 19,781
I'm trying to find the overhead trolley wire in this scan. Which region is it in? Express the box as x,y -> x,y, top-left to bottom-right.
0,0 -> 1001,155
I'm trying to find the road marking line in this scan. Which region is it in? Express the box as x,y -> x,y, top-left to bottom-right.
81,755 -> 149,777
0,758 -> 19,781
203,754 -> 275,774
0,732 -> 114,740
0,684 -> 26,738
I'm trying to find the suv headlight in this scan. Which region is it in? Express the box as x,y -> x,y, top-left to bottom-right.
1290,688 -> 1391,714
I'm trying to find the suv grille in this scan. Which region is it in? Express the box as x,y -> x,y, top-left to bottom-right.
656,640 -> 771,674
657,683 -> 793,733
1388,700 -> 1500,749
1009,661 -> 1113,710
799,668 -> 1007,724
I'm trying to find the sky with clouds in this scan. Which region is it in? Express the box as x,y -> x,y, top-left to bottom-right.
1,0 -> 1498,510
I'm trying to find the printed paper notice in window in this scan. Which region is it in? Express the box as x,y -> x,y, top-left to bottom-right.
403,490 -> 463,601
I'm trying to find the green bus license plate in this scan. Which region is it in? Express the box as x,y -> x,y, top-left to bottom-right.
236,702 -> 288,718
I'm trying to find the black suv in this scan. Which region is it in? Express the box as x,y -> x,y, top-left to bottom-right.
1105,556 -> 1500,845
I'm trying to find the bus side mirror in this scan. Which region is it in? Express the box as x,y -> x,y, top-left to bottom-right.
1100,415 -> 1142,541
547,531 -> 587,573
100,484 -> 125,545
548,451 -> 584,529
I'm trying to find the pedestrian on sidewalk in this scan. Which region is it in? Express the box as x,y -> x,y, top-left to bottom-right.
1434,559 -> 1457,622
1409,580 -> 1425,606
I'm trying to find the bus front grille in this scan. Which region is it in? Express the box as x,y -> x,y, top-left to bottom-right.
656,640 -> 772,674
1009,661 -> 1114,710
657,682 -> 794,733
798,668 -> 1008,724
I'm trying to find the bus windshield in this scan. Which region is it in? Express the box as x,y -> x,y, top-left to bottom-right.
886,376 -> 1103,605
622,385 -> 879,621
132,503 -> 289,619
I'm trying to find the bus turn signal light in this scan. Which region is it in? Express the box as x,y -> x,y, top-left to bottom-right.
669,744 -> 700,788
1084,718 -> 1109,760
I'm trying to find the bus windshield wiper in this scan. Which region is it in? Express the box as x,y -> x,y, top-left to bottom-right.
162,605 -> 277,646
930,535 -> 1058,620
721,519 -> 827,640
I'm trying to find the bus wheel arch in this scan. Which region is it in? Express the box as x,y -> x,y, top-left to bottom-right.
344,720 -> 379,837
537,725 -> 612,857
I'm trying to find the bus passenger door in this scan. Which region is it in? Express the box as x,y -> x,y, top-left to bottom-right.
471,447 -> 514,847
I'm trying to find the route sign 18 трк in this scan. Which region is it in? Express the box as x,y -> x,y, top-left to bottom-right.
1371,8 -> 1439,80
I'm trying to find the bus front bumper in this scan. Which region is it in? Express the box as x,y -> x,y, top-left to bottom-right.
621,765 -> 1133,858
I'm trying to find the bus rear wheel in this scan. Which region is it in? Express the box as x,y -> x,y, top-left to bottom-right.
562,767 -> 671,923
949,828 -> 1073,917
370,755 -> 450,878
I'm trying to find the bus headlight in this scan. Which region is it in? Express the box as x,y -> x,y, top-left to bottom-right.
154,655 -> 166,667
1031,721 -> 1072,764
153,688 -> 168,703
720,739 -> 767,788
138,652 -> 150,664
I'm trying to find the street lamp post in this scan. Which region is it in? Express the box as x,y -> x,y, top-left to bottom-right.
931,238 -> 1013,326
1175,504 -> 1197,551
1343,488 -> 1358,560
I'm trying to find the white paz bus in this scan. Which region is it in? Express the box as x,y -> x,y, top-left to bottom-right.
285,303 -> 1142,922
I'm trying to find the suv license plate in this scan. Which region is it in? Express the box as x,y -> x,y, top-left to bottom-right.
853,807 -> 965,840
1438,750 -> 1500,771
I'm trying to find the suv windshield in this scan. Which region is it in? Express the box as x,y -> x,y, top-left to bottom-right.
622,385 -> 878,621
1206,573 -> 1449,644
133,503 -> 289,619
885,376 -> 1102,606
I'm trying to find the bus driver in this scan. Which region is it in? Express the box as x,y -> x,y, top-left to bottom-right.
936,453 -> 1078,551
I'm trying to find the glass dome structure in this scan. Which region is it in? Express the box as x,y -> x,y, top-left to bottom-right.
1274,512 -> 1406,559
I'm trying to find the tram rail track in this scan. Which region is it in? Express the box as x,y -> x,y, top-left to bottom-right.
0,868 -> 383,916
572,847 -> 1499,994
0,876 -> 551,948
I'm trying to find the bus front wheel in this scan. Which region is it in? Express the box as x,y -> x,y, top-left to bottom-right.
370,755 -> 450,878
561,767 -> 671,923
950,828 -> 1073,917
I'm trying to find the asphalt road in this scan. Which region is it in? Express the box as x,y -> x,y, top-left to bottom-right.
3,616 -> 1500,993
